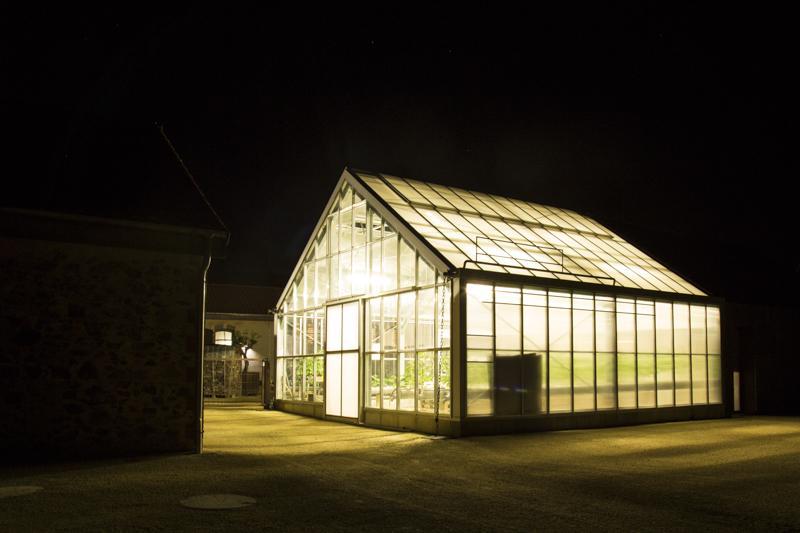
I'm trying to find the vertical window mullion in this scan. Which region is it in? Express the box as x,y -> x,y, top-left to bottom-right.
688,304 -> 693,405
570,291 -> 574,413
634,300 -> 638,409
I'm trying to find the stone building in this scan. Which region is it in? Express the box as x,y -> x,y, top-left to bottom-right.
0,208 -> 227,461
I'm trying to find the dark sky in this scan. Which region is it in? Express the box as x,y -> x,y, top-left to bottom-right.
3,5 -> 797,304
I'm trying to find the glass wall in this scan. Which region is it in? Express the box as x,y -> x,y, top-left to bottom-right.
365,282 -> 451,415
465,282 -> 721,416
276,181 -> 451,416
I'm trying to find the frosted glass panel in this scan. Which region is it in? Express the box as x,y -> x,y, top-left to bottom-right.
637,354 -> 656,408
617,313 -> 635,353
708,355 -> 722,403
707,306 -> 721,354
523,305 -> 547,352
467,362 -> 493,415
342,301 -> 359,351
573,353 -> 594,411
549,308 -> 571,351
692,355 -> 708,404
327,305 -> 342,351
573,309 -> 594,352
637,313 -> 655,354
618,354 -> 636,408
596,353 -> 616,409
496,296 -> 521,353
691,305 -> 707,354
341,352 -> 359,418
549,352 -> 571,412
655,301 -> 673,354
675,355 -> 691,405
674,304 -> 690,354
467,284 -> 493,336
325,353 -> 341,416
596,311 -> 615,352
656,354 -> 674,406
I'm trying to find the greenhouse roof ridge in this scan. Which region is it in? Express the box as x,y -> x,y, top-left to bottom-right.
345,167 -> 706,297
277,167 -> 708,309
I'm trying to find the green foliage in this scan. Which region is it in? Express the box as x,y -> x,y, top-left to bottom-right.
233,330 -> 260,358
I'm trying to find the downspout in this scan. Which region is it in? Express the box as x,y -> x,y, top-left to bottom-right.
196,237 -> 214,454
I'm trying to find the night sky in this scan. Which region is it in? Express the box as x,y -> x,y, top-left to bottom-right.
4,6 -> 797,305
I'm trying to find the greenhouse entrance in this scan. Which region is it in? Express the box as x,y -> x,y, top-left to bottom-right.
324,301 -> 360,419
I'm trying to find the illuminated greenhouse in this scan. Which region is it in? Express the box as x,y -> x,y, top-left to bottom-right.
274,168 -> 725,435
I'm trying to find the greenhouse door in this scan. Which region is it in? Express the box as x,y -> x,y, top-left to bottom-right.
325,301 -> 360,418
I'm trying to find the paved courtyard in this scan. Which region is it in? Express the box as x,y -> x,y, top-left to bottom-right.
2,405 -> 800,531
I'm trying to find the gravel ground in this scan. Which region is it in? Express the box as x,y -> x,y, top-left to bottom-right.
2,405 -> 800,532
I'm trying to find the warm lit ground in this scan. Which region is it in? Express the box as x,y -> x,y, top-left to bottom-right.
3,405 -> 800,531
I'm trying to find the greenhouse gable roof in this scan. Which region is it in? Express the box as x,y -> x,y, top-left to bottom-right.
347,168 -> 705,296
278,167 -> 706,308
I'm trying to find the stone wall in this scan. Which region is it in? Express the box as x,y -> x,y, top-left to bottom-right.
0,235 -> 206,462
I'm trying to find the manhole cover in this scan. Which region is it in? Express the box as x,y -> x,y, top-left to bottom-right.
0,486 -> 43,499
180,494 -> 256,510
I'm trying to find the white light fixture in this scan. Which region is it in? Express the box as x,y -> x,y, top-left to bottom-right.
214,330 -> 233,346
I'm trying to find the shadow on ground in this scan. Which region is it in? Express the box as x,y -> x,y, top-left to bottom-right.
2,405 -> 800,532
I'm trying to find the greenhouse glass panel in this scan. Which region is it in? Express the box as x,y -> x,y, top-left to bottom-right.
573,353 -> 595,411
656,354 -> 674,407
342,301 -> 359,351
327,305 -> 342,352
692,355 -> 708,405
382,236 -> 398,291
618,354 -> 637,408
707,306 -> 721,354
691,305 -> 707,355
523,304 -> 547,353
655,301 -> 673,354
675,354 -> 691,405
467,362 -> 492,415
382,296 -> 398,352
417,288 -> 435,349
549,352 -> 572,412
674,304 -> 690,354
382,353 -> 397,410
399,239 -> 416,288
399,291 -> 416,351
314,356 -> 324,401
398,352 -> 416,411
495,286 -> 521,353
417,351 -> 435,413
637,354 -> 656,408
353,202 -> 367,247
708,355 -> 722,403
418,256 -> 435,286
596,353 -> 616,409
548,307 -> 571,352
368,353 -> 380,408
